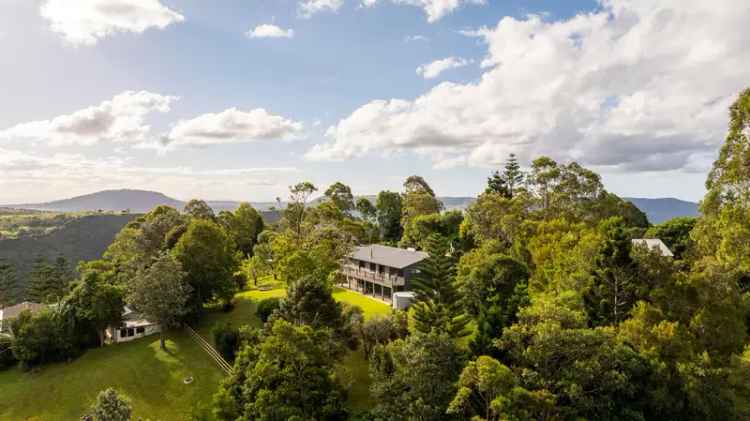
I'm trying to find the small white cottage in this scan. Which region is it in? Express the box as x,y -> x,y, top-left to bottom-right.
106,307 -> 160,344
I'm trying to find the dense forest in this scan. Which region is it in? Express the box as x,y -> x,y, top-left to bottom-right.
2,88 -> 750,420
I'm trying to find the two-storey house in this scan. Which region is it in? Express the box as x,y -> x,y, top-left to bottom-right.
340,244 -> 428,302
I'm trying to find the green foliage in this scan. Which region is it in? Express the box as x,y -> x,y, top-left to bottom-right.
275,275 -> 355,351
183,199 -> 215,220
486,153 -> 525,198
355,197 -> 377,222
0,259 -> 21,308
127,253 -> 191,350
213,319 -> 348,421
325,181 -> 356,214
498,298 -> 653,420
357,311 -> 409,359
218,203 -> 264,257
27,255 -> 72,303
255,297 -> 281,323
88,388 -> 132,421
457,251 -> 530,356
10,308 -> 75,368
211,323 -> 240,362
447,356 -> 554,421
67,271 -> 124,346
584,218 -> 640,326
369,331 -> 465,420
400,210 -> 463,250
0,336 -> 16,370
375,191 -> 403,243
645,216 -> 696,260
463,191 -> 530,249
172,219 -> 238,311
411,234 -> 470,338
401,175 -> 442,228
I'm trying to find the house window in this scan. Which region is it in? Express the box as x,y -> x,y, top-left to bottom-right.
120,328 -> 127,337
136,327 -> 145,334
128,328 -> 135,337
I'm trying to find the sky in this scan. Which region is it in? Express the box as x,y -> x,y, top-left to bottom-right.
0,0 -> 748,204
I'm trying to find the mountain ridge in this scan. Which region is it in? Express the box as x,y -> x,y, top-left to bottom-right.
2,189 -> 699,224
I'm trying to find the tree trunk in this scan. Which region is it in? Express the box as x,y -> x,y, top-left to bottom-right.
160,332 -> 166,350
98,329 -> 105,347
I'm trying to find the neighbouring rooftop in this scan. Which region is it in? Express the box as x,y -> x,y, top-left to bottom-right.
0,302 -> 47,320
632,238 -> 674,257
349,244 -> 429,269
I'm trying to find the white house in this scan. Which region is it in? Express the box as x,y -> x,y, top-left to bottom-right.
632,238 -> 674,257
106,307 -> 160,344
0,302 -> 47,335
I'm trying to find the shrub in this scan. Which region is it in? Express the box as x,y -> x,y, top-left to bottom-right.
255,297 -> 281,323
0,336 -> 16,369
211,323 -> 240,362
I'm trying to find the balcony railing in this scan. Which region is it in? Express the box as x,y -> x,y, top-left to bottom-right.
341,265 -> 405,287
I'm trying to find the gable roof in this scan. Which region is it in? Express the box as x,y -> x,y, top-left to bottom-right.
632,238 -> 674,257
349,244 -> 429,269
0,302 -> 48,320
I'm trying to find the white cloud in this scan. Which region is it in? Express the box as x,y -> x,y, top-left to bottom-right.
308,0 -> 750,173
416,57 -> 471,79
299,0 -> 345,18
40,0 -> 184,46
162,108 -> 304,147
404,34 -> 430,42
365,0 -> 485,22
0,91 -> 177,146
247,24 -> 295,39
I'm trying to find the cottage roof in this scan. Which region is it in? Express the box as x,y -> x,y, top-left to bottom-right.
0,302 -> 47,321
349,244 -> 429,269
632,238 -> 674,257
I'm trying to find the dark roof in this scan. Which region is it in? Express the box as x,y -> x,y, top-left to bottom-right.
349,244 -> 429,269
0,302 -> 47,320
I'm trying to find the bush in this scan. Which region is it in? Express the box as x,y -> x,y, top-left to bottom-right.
255,297 -> 281,323
0,336 -> 16,369
211,323 -> 240,362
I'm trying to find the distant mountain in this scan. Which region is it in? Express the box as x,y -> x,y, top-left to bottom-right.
624,197 -> 700,224
3,189 -> 281,221
7,189 -> 183,214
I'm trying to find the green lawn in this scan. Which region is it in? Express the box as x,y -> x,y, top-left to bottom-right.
0,281 -> 392,419
0,332 -> 223,420
195,281 -> 392,411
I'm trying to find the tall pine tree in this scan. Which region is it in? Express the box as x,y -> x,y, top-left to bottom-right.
485,153 -> 525,198
411,234 -> 470,337
0,259 -> 20,308
27,255 -> 70,303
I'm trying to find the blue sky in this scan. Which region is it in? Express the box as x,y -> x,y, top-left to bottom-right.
1,0 -> 748,204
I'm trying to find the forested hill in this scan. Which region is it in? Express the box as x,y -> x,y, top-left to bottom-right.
0,213 -> 136,283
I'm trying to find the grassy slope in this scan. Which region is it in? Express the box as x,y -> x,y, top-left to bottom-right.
0,280 -> 391,419
0,332 -> 223,420
195,280 -> 392,411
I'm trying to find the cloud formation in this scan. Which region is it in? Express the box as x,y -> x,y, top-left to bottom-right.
299,0 -> 345,17
416,57 -> 471,79
0,91 -> 177,146
308,0 -> 750,173
162,108 -> 304,147
364,0 -> 486,22
247,24 -> 295,39
40,0 -> 184,46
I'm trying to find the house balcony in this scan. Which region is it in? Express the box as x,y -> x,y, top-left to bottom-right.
341,264 -> 406,287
